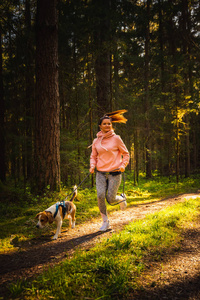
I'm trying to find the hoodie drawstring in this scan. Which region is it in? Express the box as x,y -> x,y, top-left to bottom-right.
100,136 -> 108,151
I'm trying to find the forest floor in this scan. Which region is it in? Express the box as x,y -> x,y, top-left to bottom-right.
0,192 -> 200,299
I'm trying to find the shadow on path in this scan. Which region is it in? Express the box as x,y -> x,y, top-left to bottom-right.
0,230 -> 108,277
134,274 -> 200,300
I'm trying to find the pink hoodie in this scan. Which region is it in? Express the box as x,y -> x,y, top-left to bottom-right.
90,130 -> 130,172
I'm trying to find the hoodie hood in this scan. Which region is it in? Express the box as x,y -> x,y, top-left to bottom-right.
88,130 -> 115,150
96,130 -> 115,151
96,130 -> 115,139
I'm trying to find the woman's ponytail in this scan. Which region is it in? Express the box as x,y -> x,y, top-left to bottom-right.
106,109 -> 128,123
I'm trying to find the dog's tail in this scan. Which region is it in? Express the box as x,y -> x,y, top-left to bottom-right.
70,185 -> 77,202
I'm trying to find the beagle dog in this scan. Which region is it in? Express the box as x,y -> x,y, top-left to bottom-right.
36,186 -> 77,240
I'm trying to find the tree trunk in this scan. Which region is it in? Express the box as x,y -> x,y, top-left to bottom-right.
185,115 -> 190,177
167,0 -> 180,182
25,0 -> 35,180
93,0 -> 111,117
95,52 -> 110,118
73,37 -> 81,183
134,127 -> 139,184
181,0 -> 191,177
59,70 -> 65,129
34,0 -> 60,192
0,26 -> 6,182
158,0 -> 166,176
144,0 -> 152,178
87,53 -> 94,187
113,42 -> 119,110
158,0 -> 165,91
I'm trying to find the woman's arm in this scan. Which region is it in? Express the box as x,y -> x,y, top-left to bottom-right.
90,141 -> 98,173
117,136 -> 130,171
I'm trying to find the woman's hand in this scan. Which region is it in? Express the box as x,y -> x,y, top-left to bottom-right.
90,167 -> 95,174
120,166 -> 125,172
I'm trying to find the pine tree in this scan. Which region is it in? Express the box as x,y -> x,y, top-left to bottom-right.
34,0 -> 60,191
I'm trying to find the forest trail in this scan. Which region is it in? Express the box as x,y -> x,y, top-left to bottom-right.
0,192 -> 200,299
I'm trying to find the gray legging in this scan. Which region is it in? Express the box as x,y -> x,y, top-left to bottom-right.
96,171 -> 122,216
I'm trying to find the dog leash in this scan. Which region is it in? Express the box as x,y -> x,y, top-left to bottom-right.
64,173 -> 91,200
123,171 -> 125,195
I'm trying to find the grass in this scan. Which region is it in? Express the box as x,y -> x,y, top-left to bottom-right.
7,195 -> 200,299
1,174 -> 200,298
0,173 -> 200,253
0,175 -> 200,300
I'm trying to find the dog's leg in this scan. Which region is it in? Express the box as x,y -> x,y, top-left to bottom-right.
71,208 -> 76,229
68,215 -> 72,228
53,217 -> 62,240
71,220 -> 75,229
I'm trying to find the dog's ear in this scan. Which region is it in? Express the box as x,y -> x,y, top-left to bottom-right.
46,212 -> 54,224
35,213 -> 42,219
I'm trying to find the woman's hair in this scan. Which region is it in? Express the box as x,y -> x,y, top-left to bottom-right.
99,109 -> 128,125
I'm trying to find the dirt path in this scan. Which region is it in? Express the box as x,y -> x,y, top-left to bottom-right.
0,192 -> 200,299
133,219 -> 200,300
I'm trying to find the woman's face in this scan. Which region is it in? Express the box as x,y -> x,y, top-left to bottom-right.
99,119 -> 112,133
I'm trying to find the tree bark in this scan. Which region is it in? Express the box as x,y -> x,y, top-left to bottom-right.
34,0 -> 60,192
25,0 -> 35,180
0,26 -> 6,182
144,0 -> 152,178
93,0 -> 111,118
87,53 -> 94,187
181,0 -> 191,177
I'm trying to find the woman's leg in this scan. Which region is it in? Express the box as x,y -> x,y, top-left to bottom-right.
96,172 -> 110,231
106,174 -> 122,204
96,172 -> 108,217
106,174 -> 127,209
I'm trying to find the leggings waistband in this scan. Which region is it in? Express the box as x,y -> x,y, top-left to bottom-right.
97,170 -> 121,176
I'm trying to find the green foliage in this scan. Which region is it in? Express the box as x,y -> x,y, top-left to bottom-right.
123,173 -> 200,205
60,128 -> 90,185
1,0 -> 200,191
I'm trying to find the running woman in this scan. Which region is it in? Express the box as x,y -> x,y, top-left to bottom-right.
89,110 -> 130,231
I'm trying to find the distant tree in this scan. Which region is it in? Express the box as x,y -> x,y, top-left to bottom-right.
180,0 -> 191,177
144,0 -> 152,178
92,0 -> 112,117
34,0 -> 60,191
1,0 -> 200,187
0,26 -> 6,182
24,0 -> 35,180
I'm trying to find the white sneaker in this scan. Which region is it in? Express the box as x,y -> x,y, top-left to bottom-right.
120,194 -> 127,210
99,220 -> 110,231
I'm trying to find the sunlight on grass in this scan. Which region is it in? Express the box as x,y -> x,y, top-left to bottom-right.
8,197 -> 200,299
88,206 -> 100,214
1,238 -> 15,252
0,175 -> 199,253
